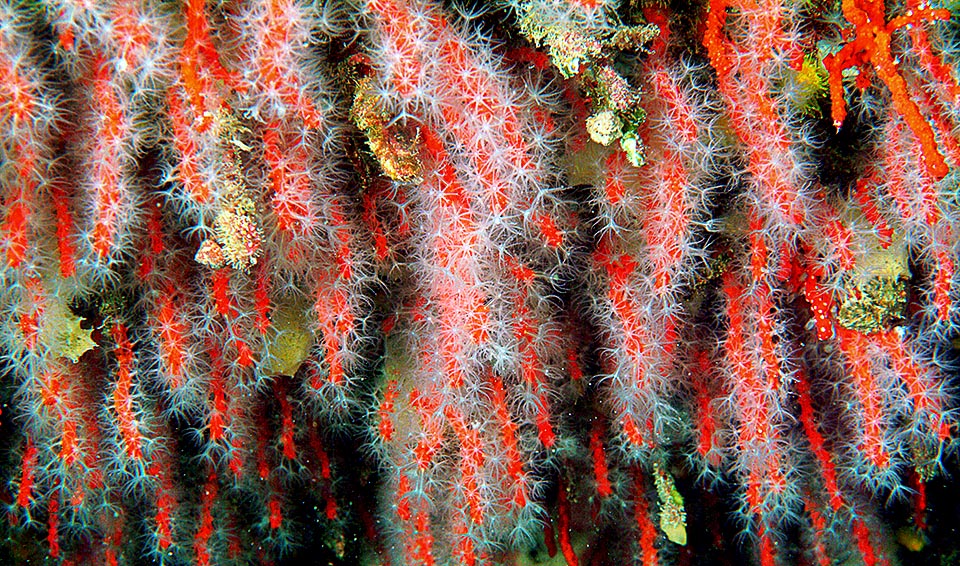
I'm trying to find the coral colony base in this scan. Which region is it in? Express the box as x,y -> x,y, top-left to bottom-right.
1,0 -> 960,564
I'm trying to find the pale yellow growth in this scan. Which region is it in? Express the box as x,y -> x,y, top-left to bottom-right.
896,526 -> 928,552
853,228 -> 909,281
564,141 -> 620,192
835,212 -> 908,333
195,107 -> 263,271
215,209 -> 261,270
654,462 -> 687,546
586,110 -> 623,146
787,55 -> 828,117
350,77 -> 422,183
518,10 -> 602,78
43,297 -> 96,363
260,296 -> 315,377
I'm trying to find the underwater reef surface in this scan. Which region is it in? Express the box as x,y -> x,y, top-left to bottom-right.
1,0 -> 960,564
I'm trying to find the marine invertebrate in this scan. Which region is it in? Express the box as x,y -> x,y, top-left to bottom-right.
0,1 -> 958,565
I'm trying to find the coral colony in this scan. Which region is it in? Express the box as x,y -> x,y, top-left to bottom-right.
2,0 -> 960,564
